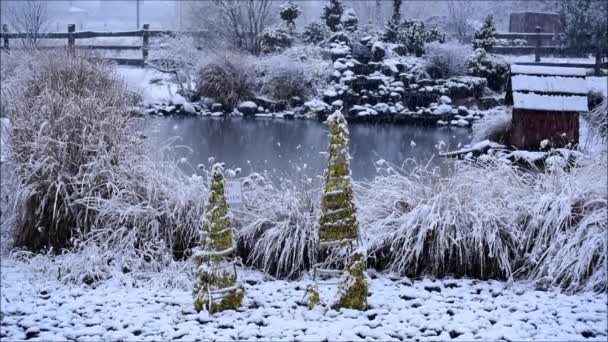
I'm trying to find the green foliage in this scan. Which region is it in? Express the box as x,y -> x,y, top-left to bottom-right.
466,48 -> 509,91
193,163 -> 243,313
258,26 -> 293,54
322,0 -> 344,32
319,111 -> 358,243
305,285 -> 321,309
303,21 -> 329,45
472,15 -> 497,52
560,0 -> 608,59
341,8 -> 358,33
382,19 -> 445,57
280,1 -> 301,32
333,252 -> 368,310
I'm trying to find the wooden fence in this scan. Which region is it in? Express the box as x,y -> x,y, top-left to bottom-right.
0,24 -> 207,67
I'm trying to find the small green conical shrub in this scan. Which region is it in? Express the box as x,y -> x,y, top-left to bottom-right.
319,110 -> 368,311
193,163 -> 243,313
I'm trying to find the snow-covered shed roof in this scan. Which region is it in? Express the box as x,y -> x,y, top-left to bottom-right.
509,64 -> 589,112
512,93 -> 588,112
511,75 -> 588,95
510,65 -> 586,77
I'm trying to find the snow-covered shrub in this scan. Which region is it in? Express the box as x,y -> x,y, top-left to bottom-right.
424,41 -> 472,79
383,19 -> 446,57
8,50 -> 137,251
471,109 -> 512,144
303,21 -> 329,45
236,174 -> 319,279
195,51 -> 255,111
318,110 -> 367,310
260,63 -> 309,101
322,0 -> 344,32
362,160 -> 523,279
8,50 -> 208,259
0,50 -> 34,117
255,46 -> 331,101
587,96 -> 607,140
466,48 -> 509,91
147,34 -> 202,98
258,26 -> 293,54
193,163 -> 244,313
521,156 -> 607,293
279,1 -> 301,32
472,15 -> 497,52
341,8 -> 358,33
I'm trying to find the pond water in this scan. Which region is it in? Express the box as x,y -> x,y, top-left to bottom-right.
141,117 -> 472,180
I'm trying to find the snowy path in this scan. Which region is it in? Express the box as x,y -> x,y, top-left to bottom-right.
1,260 -> 606,341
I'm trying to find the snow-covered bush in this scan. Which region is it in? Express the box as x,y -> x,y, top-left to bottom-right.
471,109 -> 512,144
322,0 -> 344,32
258,26 -> 293,54
521,156 -> 607,293
193,163 -> 244,313
8,50 -> 137,251
303,21 -> 329,45
279,1 -> 301,32
255,46 -> 331,101
472,15 -> 497,52
466,48 -> 509,91
362,160 -> 523,279
195,51 -> 255,111
237,174 -> 319,279
7,50 -> 208,260
424,41 -> 472,79
341,8 -> 358,33
260,63 -> 309,101
147,34 -> 202,98
383,19 -> 446,57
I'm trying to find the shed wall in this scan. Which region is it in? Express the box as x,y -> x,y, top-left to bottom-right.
511,109 -> 579,150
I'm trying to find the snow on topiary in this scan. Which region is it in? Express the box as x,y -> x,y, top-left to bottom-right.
193,163 -> 244,313
318,110 -> 368,311
303,21 -> 329,45
258,26 -> 293,54
280,1 -> 301,33
322,0 -> 344,32
472,15 -> 497,52
466,48 -> 509,91
341,8 -> 358,33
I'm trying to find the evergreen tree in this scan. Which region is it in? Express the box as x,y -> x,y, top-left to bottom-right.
319,110 -> 368,311
391,0 -> 402,23
472,15 -> 497,52
382,0 -> 402,43
193,163 -> 244,313
279,1 -> 301,33
303,21 -> 329,45
341,8 -> 358,33
322,0 -> 344,32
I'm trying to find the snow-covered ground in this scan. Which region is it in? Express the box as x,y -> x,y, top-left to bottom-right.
1,259 -> 606,341
502,54 -> 597,65
117,66 -> 177,106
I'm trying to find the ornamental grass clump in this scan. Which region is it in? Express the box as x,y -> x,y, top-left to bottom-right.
193,163 -> 244,313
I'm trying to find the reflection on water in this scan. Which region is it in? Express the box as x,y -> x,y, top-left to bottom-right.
140,117 -> 472,180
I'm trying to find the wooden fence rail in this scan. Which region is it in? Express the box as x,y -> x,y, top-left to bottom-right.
0,24 -> 213,66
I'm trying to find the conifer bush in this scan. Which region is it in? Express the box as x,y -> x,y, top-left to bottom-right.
193,163 -> 244,313
472,15 -> 497,52
322,0 -> 344,32
318,110 -> 368,310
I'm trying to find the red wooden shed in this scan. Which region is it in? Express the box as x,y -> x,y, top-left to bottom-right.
506,65 -> 588,150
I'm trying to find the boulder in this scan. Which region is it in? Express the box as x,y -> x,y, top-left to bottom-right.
478,97 -> 500,110
252,97 -> 287,112
211,103 -> 223,112
238,101 -> 258,116
351,43 -> 372,64
290,96 -> 304,108
371,42 -> 386,62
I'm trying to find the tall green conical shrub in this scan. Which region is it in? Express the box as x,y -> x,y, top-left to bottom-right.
193,163 -> 243,313
319,110 -> 368,311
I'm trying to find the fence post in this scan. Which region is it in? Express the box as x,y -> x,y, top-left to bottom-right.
2,24 -> 8,50
534,26 -> 541,63
142,24 -> 149,62
68,24 -> 75,55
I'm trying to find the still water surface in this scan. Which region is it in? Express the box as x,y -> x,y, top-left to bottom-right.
142,117 -> 472,180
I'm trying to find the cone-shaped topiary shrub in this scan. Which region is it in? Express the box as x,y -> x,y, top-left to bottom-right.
318,110 -> 367,310
472,15 -> 497,52
193,163 -> 244,313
